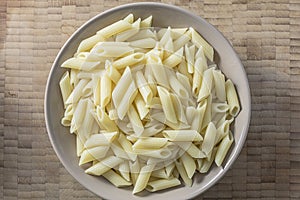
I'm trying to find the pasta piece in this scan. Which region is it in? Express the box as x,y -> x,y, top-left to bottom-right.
191,99 -> 207,132
76,99 -> 95,140
65,79 -> 88,104
146,55 -> 170,88
201,122 -> 217,155
118,133 -> 137,161
113,52 -> 144,70
116,18 -> 141,42
130,38 -> 157,49
163,130 -> 202,142
77,34 -> 105,53
70,98 -> 87,132
79,146 -> 110,165
93,75 -> 101,106
180,152 -> 196,179
118,161 -> 131,182
140,15 -> 153,28
225,79 -> 240,116
151,112 -> 190,130
134,93 -> 149,120
173,30 -> 191,51
127,105 -> 144,136
111,141 -> 130,160
175,142 -> 206,159
142,122 -> 165,137
199,147 -> 217,173
170,93 -> 187,124
151,169 -> 168,179
123,13 -> 134,23
97,19 -> 132,39
130,159 -> 140,185
178,60 -> 193,84
61,104 -> 73,126
165,163 -> 175,177
146,177 -> 181,192
102,170 -> 132,187
127,29 -> 156,41
201,95 -> 212,130
61,57 -> 101,71
135,70 -> 153,104
168,71 -> 189,99
190,27 -> 214,62
92,106 -> 118,131
105,60 -> 121,84
90,42 -> 133,58
85,156 -> 123,176
185,44 -> 196,74
197,66 -> 214,102
163,47 -> 183,68
159,27 -> 171,46
215,131 -> 233,167
112,67 -> 138,119
100,74 -> 112,108
132,138 -> 168,149
157,86 -> 177,124
192,47 -> 207,95
213,69 -> 226,101
84,131 -> 118,149
133,164 -> 155,194
59,71 -> 73,107
175,160 -> 192,187
133,148 -> 172,159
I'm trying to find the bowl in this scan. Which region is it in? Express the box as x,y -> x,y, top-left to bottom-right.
44,2 -> 251,200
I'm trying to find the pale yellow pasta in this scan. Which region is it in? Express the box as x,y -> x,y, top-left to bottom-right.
170,93 -> 187,124
93,75 -> 101,106
113,52 -> 144,70
59,71 -> 73,107
130,38 -> 157,49
135,70 -> 153,104
118,161 -> 131,182
79,146 -> 110,165
175,160 -> 192,187
213,69 -> 226,101
85,156 -> 123,176
169,72 -> 189,99
201,95 -> 212,130
185,44 -> 196,74
102,169 -> 132,187
61,104 -> 73,126
133,148 -> 172,159
77,34 -> 105,53
61,57 -> 101,71
197,66 -> 214,102
128,29 -> 156,41
127,105 -> 144,136
191,99 -> 207,132
190,27 -> 214,62
93,106 -> 118,131
215,131 -> 233,167
65,79 -> 88,104
163,130 -> 202,142
163,47 -> 183,68
76,135 -> 84,157
100,74 -> 111,108
201,122 -> 217,155
84,131 -> 118,149
140,15 -> 152,28
118,133 -> 137,161
225,79 -> 240,116
116,18 -> 141,42
146,177 -> 181,192
96,19 -> 132,39
173,30 -> 191,51
112,67 -> 138,119
105,60 -> 121,84
133,137 -> 168,149
133,164 -> 155,194
151,169 -> 168,179
157,86 -> 177,124
70,98 -> 87,132
146,55 -> 169,88
90,42 -> 133,58
199,147 -> 217,173
134,93 -> 149,120
123,13 -> 134,23
192,48 -> 207,95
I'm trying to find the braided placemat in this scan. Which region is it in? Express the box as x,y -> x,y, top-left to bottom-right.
1,0 -> 299,199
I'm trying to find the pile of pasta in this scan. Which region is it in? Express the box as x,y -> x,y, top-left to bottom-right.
59,14 -> 240,194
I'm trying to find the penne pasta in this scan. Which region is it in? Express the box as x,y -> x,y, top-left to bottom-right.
146,177 -> 181,192
225,79 -> 240,116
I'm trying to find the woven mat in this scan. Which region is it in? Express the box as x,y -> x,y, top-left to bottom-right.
1,0 -> 299,199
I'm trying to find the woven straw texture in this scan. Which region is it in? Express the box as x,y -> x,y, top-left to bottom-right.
1,0 -> 299,199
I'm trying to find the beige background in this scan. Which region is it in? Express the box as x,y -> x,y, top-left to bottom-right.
0,0 -> 299,199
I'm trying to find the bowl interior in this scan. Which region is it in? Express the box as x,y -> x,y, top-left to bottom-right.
45,3 -> 251,200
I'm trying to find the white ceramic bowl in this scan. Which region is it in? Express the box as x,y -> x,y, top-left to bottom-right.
45,3 -> 251,200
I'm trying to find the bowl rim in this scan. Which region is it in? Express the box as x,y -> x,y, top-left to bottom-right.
44,2 -> 251,199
